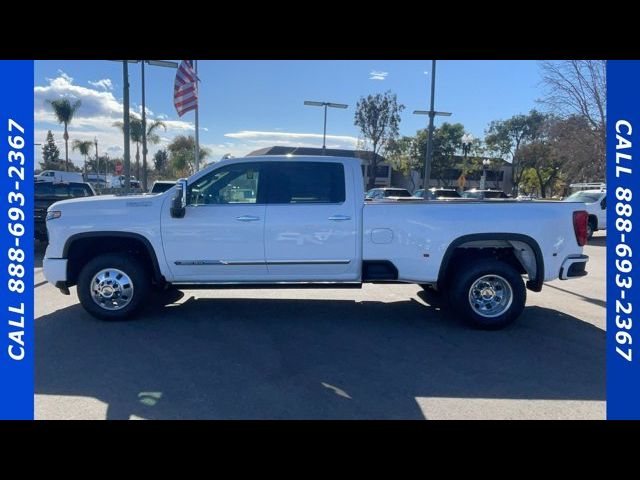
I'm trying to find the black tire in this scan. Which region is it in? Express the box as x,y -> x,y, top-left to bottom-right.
418,284 -> 448,309
448,259 -> 526,330
77,253 -> 150,321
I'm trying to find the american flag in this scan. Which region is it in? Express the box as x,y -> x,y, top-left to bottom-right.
174,60 -> 198,117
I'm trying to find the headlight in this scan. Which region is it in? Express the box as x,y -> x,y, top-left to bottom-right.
46,210 -> 61,221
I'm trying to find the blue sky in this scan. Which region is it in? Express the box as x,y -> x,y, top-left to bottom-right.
34,60 -> 544,168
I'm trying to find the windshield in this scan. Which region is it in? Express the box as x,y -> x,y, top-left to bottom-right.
462,191 -> 482,199
564,191 -> 602,203
384,189 -> 411,197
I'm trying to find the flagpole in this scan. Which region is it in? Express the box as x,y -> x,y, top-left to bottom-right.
194,60 -> 200,172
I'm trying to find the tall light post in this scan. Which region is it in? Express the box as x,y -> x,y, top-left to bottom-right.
304,101 -> 348,154
460,133 -> 474,192
94,136 -> 99,191
413,61 -> 451,189
122,61 -> 131,194
480,158 -> 490,190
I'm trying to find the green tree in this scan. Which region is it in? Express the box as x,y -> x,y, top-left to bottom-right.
387,136 -> 421,191
114,115 -> 166,181
485,110 -> 547,194
41,130 -> 61,170
167,135 -> 210,177
354,91 -> 405,189
153,149 -> 169,175
412,123 -> 466,187
47,98 -> 82,171
72,139 -> 93,176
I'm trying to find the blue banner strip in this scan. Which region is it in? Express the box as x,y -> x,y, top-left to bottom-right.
0,60 -> 34,419
607,60 -> 640,419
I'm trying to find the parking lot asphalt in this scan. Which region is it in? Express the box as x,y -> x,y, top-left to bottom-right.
33,233 -> 606,420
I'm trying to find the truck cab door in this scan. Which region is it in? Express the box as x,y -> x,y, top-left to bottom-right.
161,162 -> 268,282
263,161 -> 359,281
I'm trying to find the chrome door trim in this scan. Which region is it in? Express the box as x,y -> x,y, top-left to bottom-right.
175,259 -> 351,266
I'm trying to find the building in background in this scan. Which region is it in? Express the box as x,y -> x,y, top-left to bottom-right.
246,146 -> 392,188
247,147 -> 513,193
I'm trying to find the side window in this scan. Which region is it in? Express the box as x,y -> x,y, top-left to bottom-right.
267,162 -> 345,204
601,195 -> 606,210
189,162 -> 262,206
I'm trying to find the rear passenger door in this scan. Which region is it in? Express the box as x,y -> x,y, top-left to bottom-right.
264,161 -> 359,281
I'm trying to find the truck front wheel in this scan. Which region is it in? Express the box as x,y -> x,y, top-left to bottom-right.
449,259 -> 526,330
77,253 -> 150,320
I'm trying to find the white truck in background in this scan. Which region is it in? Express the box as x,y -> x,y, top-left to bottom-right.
35,170 -> 84,183
564,183 -> 607,239
43,156 -> 590,330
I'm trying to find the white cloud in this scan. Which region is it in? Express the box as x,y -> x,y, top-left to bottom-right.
88,78 -> 113,90
34,73 -> 195,167
369,71 -> 388,81
58,70 -> 73,83
224,130 -> 358,148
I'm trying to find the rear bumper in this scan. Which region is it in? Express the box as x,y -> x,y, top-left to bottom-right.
559,254 -> 589,280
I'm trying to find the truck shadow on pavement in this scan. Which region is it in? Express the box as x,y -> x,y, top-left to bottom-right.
35,294 -> 605,419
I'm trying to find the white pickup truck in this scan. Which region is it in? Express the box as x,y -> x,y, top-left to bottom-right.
43,156 -> 590,329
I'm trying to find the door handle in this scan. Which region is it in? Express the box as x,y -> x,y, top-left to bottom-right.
328,215 -> 351,221
236,215 -> 260,222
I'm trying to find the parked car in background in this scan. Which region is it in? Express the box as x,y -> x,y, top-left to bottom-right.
462,189 -> 510,200
563,185 -> 606,238
35,170 -> 84,184
150,180 -> 176,194
365,187 -> 413,200
413,188 -> 462,200
35,181 -> 95,241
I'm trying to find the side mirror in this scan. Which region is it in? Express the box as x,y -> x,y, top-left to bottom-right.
170,179 -> 188,218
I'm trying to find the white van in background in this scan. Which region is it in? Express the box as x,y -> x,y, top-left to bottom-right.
35,170 -> 84,183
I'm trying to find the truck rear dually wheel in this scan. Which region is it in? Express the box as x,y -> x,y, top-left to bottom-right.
449,259 -> 526,330
77,253 -> 150,320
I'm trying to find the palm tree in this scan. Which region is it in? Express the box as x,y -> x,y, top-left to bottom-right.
114,115 -> 166,181
47,98 -> 82,171
72,140 -> 93,177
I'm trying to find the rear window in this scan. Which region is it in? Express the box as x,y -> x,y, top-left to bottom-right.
53,184 -> 69,198
564,191 -> 602,203
268,162 -> 345,204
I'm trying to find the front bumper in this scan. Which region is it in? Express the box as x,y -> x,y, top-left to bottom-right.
559,254 -> 589,280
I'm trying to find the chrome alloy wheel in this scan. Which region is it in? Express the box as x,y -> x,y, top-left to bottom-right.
90,268 -> 134,311
468,274 -> 513,318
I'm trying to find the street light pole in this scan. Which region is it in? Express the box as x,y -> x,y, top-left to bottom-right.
94,137 -> 99,191
122,61 -> 131,195
141,61 -> 147,192
413,61 -> 451,190
481,158 -> 490,190
304,100 -> 348,155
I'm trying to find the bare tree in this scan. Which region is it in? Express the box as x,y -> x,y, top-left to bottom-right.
539,60 -> 606,181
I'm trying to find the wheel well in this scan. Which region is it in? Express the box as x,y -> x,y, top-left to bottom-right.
588,214 -> 598,229
438,234 -> 544,292
65,234 -> 163,286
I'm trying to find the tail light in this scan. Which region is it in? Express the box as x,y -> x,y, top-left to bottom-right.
573,210 -> 588,246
